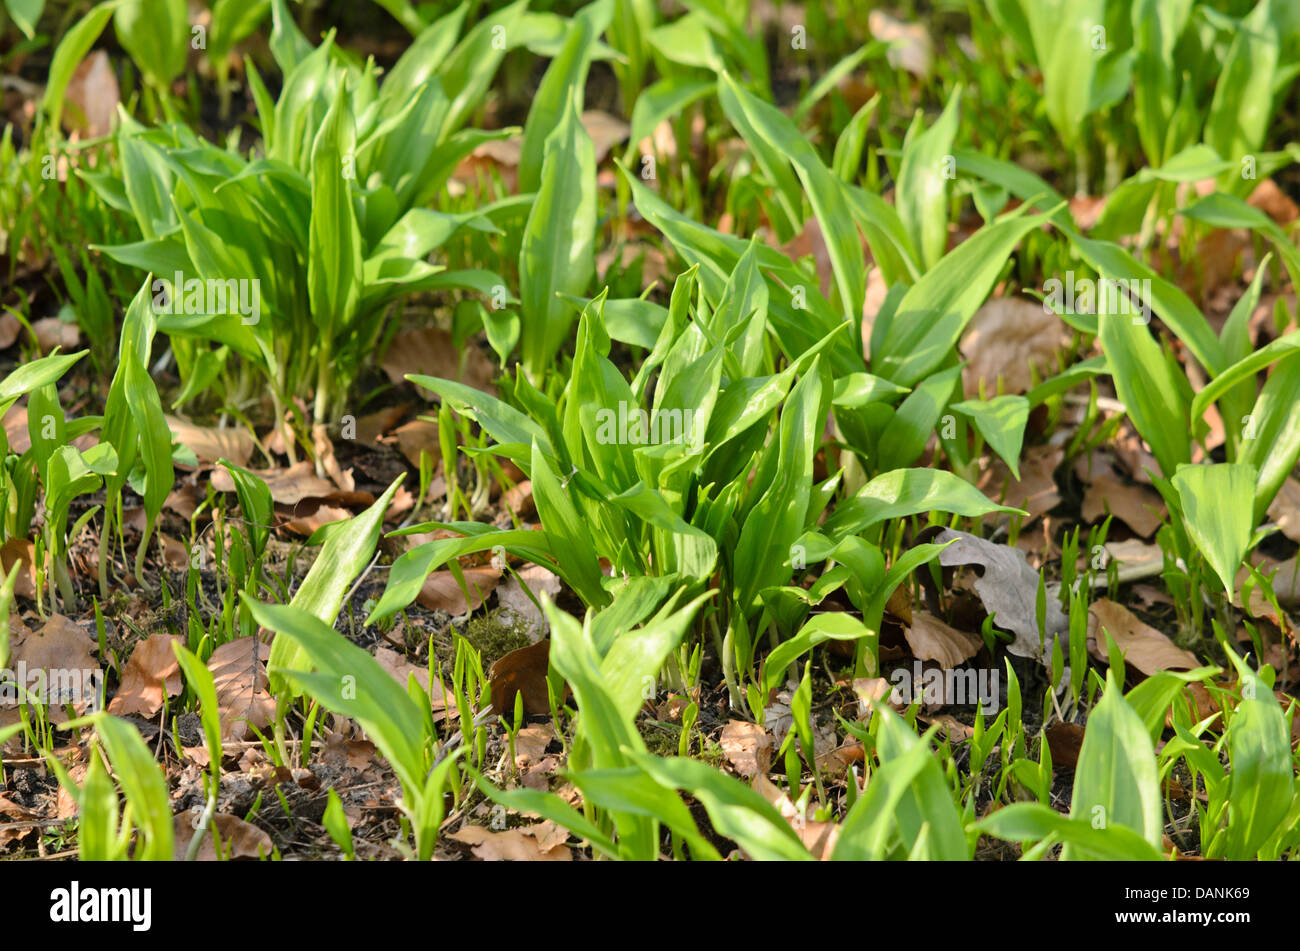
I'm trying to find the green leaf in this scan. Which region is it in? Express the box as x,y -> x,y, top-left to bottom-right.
824,468 -> 1021,539
269,476 -> 404,696
896,85 -> 960,270
1223,647 -> 1295,859
952,395 -> 1029,479
1171,463 -> 1257,598
519,92 -> 596,378
114,0 -> 188,89
1063,671 -> 1163,859
43,1 -> 122,131
308,78 -> 363,342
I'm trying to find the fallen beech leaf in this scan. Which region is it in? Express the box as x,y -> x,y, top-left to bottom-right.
1045,721 -> 1085,770
0,313 -> 19,350
382,328 -> 496,399
209,461 -> 369,506
1,614 -> 98,725
754,772 -> 839,859
0,538 -> 36,600
31,318 -> 80,354
513,723 -> 554,770
978,444 -> 1062,523
64,50 -> 119,138
173,812 -> 273,861
867,9 -> 932,77
354,405 -> 409,446
166,415 -> 255,467
208,637 -> 274,741
903,612 -> 982,668
489,639 -> 551,716
719,719 -> 773,778
449,825 -> 571,861
959,298 -> 1067,397
1267,478 -> 1300,544
312,423 -> 353,492
1087,599 -> 1199,675
392,418 -> 440,469
853,677 -> 901,720
581,109 -> 630,163
107,633 -> 183,718
283,503 -> 350,536
417,566 -> 500,615
1081,472 -> 1166,538
494,564 -> 560,639
934,529 -> 1069,664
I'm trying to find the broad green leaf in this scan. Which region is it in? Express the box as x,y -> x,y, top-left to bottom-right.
952,395 -> 1029,479
1171,463 -> 1257,598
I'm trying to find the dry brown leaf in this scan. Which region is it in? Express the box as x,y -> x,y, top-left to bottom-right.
450,824 -> 572,861
107,633 -> 183,718
31,317 -> 79,354
959,298 -> 1067,397
0,538 -> 36,600
513,723 -> 554,771
382,328 -> 496,400
64,51 -> 118,138
166,415 -> 254,467
489,640 -> 552,717
903,612 -> 982,668
312,423 -> 353,492
978,444 -> 1062,523
1267,478 -> 1300,544
867,9 -> 932,77
173,812 -> 273,861
1081,472 -> 1166,538
934,529 -> 1069,664
0,312 -> 20,350
208,637 -> 274,741
1045,721 -> 1085,770
494,563 -> 560,639
417,565 -> 500,615
283,503 -> 350,536
353,405 -> 409,446
754,772 -> 839,859
1087,599 -> 1199,675
581,109 -> 630,163
719,719 -> 773,778
209,461 -> 368,506
392,417 -> 440,469
1,614 -> 99,725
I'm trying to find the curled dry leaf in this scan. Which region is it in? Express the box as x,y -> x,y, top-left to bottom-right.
382,328 -> 496,400
903,612 -> 982,668
1045,722 -> 1085,770
172,812 -> 273,861
283,503 -> 349,537
489,639 -> 552,717
449,825 -> 572,861
754,772 -> 839,859
107,633 -> 183,718
1087,599 -> 1199,675
0,538 -> 36,600
719,719 -> 774,779
959,298 -> 1067,398
208,636 -> 274,741
934,529 -> 1069,664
